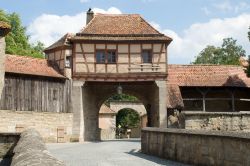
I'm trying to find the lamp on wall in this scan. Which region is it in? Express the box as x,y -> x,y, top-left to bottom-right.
117,84 -> 123,95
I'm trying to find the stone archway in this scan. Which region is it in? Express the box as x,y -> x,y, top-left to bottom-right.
71,81 -> 167,142
110,101 -> 147,116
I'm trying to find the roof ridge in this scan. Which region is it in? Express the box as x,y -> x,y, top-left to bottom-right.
168,64 -> 243,67
140,16 -> 166,36
6,54 -> 45,60
95,13 -> 140,16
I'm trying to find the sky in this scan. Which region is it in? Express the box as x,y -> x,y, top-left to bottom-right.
1,0 -> 250,64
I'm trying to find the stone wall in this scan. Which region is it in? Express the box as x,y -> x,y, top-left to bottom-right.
100,129 -> 116,140
184,111 -> 250,132
0,37 -> 6,99
0,110 -> 73,142
11,129 -> 65,166
0,133 -> 20,158
72,81 -> 166,141
141,127 -> 250,166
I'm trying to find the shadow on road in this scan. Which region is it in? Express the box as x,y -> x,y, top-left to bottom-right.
101,138 -> 141,143
126,149 -> 190,166
0,158 -> 11,166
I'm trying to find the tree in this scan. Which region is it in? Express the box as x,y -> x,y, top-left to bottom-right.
193,38 -> 246,65
192,46 -> 221,64
0,10 -> 44,58
248,26 -> 250,42
246,56 -> 250,77
246,27 -> 250,77
105,94 -> 138,106
116,109 -> 140,129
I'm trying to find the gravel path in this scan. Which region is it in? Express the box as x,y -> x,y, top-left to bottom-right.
47,139 -> 190,166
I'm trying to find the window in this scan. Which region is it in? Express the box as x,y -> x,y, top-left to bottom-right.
142,50 -> 152,63
107,50 -> 116,63
96,50 -> 105,63
95,50 -> 117,63
65,56 -> 71,68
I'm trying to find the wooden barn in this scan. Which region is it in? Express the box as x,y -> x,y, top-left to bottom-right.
167,64 -> 250,112
0,54 -> 72,113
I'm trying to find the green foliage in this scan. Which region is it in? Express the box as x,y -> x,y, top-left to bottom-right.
116,109 -> 140,129
105,94 -> 138,106
248,26 -> 250,42
193,38 -> 246,65
0,10 -> 44,58
246,55 -> 250,77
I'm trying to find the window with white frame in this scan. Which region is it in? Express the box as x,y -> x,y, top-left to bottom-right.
65,56 -> 71,68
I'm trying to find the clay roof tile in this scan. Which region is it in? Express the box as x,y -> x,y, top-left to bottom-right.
5,54 -> 65,79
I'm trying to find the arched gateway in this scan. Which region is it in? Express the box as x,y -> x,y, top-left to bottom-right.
44,9 -> 172,141
109,101 -> 147,116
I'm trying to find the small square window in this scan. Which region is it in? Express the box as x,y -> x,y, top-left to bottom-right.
65,56 -> 71,68
107,50 -> 116,63
96,50 -> 105,63
142,50 -> 152,63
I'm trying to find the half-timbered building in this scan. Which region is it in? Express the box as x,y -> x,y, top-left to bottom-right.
45,9 -> 172,141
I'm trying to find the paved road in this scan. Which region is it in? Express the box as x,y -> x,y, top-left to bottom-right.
47,139 -> 190,166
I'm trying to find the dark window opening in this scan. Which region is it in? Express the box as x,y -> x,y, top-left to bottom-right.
142,50 -> 152,63
96,50 -> 117,64
53,89 -> 58,100
65,56 -> 71,68
96,50 -> 106,63
107,50 -> 117,63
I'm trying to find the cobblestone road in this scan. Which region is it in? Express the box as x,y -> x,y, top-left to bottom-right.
47,139 -> 190,166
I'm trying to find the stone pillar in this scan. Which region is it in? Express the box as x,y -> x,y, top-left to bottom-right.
82,84 -> 100,141
0,22 -> 11,100
71,81 -> 85,142
155,80 -> 167,128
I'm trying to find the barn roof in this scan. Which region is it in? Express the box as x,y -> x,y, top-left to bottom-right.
44,33 -> 73,52
5,54 -> 65,79
166,84 -> 184,109
99,104 -> 116,114
74,14 -> 172,42
168,64 -> 250,87
166,64 -> 250,109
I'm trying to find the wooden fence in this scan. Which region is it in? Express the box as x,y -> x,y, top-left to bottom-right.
0,73 -> 72,113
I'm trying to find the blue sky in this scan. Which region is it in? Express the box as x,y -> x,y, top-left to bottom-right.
1,0 -> 250,64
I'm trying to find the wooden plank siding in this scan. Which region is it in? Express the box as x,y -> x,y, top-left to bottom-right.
0,74 -> 72,113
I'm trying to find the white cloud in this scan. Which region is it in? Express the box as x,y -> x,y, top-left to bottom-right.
151,14 -> 250,64
92,7 -> 122,14
27,7 -> 122,47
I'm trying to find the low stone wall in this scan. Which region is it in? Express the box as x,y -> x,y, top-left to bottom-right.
100,129 -> 116,140
0,110 -> 73,142
141,127 -> 250,166
0,133 -> 20,158
184,111 -> 250,132
11,129 -> 65,166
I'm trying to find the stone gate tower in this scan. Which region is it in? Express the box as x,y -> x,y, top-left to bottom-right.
45,9 -> 172,141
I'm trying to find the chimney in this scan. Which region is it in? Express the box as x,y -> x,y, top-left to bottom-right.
86,8 -> 94,25
0,21 -> 11,99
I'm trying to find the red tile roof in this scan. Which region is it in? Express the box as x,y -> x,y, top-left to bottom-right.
5,54 -> 65,78
168,64 -> 250,87
166,84 -> 184,109
44,33 -> 73,52
99,104 -> 116,114
75,14 -> 172,42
